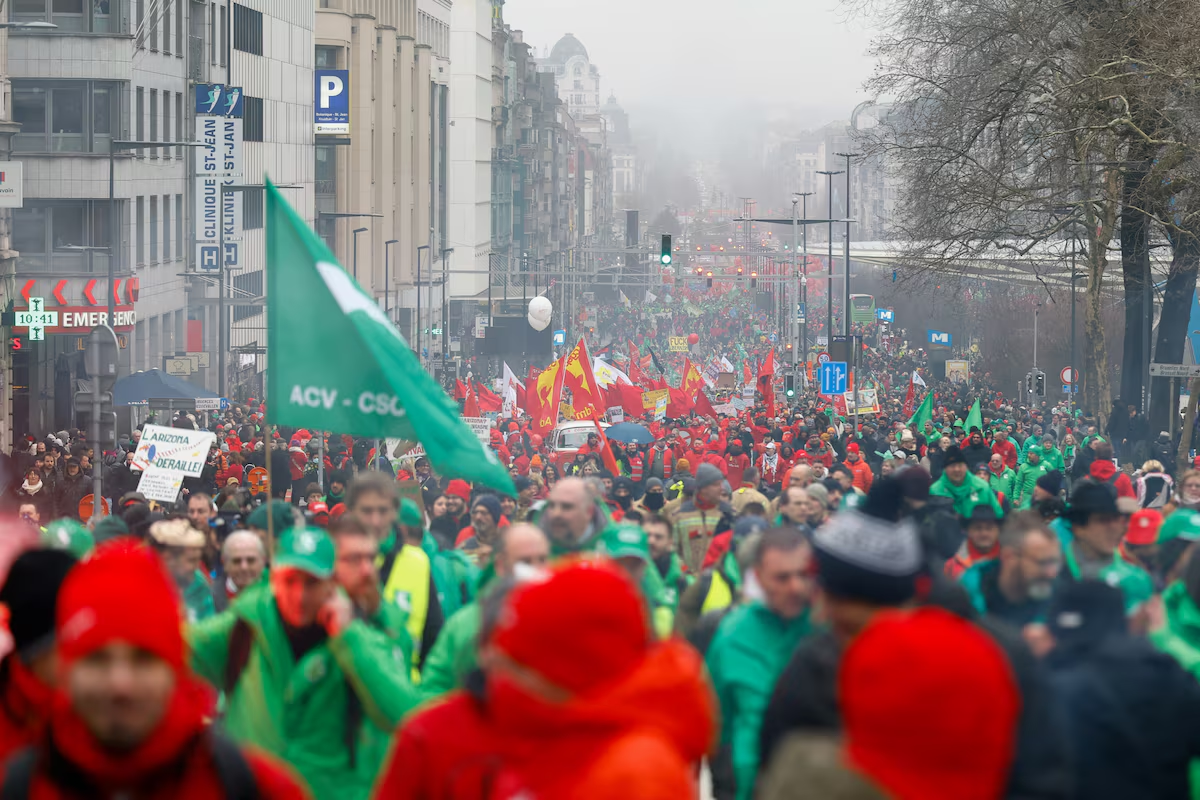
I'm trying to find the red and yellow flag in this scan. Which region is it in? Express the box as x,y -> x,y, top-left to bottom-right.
563,339 -> 604,421
680,358 -> 705,399
528,357 -> 566,436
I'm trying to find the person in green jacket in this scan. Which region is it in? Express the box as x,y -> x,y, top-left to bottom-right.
1037,435 -> 1065,474
930,446 -> 1005,518
598,522 -> 677,638
1049,482 -> 1153,612
189,527 -> 422,800
985,453 -> 1016,501
1014,448 -> 1049,510
148,517 -> 215,622
644,512 -> 692,610
1151,555 -> 1200,798
706,527 -> 814,800
420,522 -> 550,698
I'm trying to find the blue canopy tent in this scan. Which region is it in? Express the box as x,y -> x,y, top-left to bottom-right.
112,369 -> 219,409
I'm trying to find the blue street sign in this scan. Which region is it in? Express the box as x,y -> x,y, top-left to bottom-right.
314,69 -> 351,134
552,329 -> 566,346
819,362 -> 849,395
797,302 -> 806,320
769,333 -> 778,343
928,330 -> 951,346
877,308 -> 895,323
194,84 -> 243,118
1062,384 -> 1078,394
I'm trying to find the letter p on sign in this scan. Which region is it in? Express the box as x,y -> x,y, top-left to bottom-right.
319,75 -> 343,109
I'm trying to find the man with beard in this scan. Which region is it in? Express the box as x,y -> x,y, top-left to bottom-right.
53,457 -> 89,521
959,511 -> 1062,628
962,427 -> 993,471
644,513 -> 689,610
611,476 -> 636,518
442,479 -> 472,530
633,477 -> 668,517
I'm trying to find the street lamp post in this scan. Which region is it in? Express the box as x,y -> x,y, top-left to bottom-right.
441,247 -> 455,375
351,227 -> 368,281
383,239 -> 399,323
416,245 -> 429,361
817,170 -> 843,346
836,153 -> 860,338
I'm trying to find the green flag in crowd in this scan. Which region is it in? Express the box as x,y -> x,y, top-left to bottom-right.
265,180 -> 514,495
964,398 -> 982,432
908,391 -> 933,431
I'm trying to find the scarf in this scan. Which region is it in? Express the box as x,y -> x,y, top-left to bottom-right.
4,657 -> 53,735
20,480 -> 41,495
49,674 -> 211,787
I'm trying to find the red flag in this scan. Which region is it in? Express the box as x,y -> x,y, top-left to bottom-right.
474,380 -> 503,413
667,387 -> 694,418
679,358 -> 705,398
832,393 -> 849,417
591,415 -> 621,476
628,341 -> 649,385
743,361 -> 753,386
757,349 -> 777,418
616,383 -> 646,419
902,376 -> 916,419
527,358 -> 566,437
454,379 -> 468,401
462,382 -> 480,417
695,389 -> 718,419
563,339 -> 605,420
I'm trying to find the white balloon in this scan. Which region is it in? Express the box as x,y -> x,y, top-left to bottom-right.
527,295 -> 553,332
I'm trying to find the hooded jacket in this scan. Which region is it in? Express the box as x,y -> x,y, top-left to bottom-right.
1089,459 -> 1135,499
188,584 -> 423,800
706,602 -> 813,800
929,473 -> 1004,518
373,640 -> 716,799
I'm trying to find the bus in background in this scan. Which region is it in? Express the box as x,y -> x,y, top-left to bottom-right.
850,294 -> 877,325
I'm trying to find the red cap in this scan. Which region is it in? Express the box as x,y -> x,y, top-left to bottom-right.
56,540 -> 185,670
492,561 -> 650,695
1126,509 -> 1163,546
446,479 -> 472,502
847,442 -> 860,454
841,608 -> 1019,800
329,502 -> 347,520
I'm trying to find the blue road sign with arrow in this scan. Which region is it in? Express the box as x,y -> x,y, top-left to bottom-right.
819,362 -> 848,395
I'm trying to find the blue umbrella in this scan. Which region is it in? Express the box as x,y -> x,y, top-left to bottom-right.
606,422 -> 654,445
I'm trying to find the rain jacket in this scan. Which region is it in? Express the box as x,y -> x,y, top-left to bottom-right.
418,602 -> 481,699
671,498 -> 735,573
987,465 -> 1016,500
1015,458 -> 1049,509
182,569 -> 216,623
1050,518 -> 1153,612
706,602 -> 813,800
1151,581 -> 1200,799
1037,443 -> 1065,474
929,472 -> 1004,518
372,640 -> 717,799
1089,459 -> 1136,499
188,584 -> 422,800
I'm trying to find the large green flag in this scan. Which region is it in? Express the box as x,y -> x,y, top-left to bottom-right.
907,391 -> 933,431
265,181 -> 513,494
964,398 -> 983,432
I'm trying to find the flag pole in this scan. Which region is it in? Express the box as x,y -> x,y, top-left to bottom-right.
265,424 -> 277,563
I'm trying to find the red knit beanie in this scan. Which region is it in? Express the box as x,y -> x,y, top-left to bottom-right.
446,479 -> 472,502
840,607 -> 1019,800
492,561 -> 649,695
56,539 -> 185,671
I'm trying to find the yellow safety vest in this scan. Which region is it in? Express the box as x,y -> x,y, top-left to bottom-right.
380,544 -> 432,676
700,569 -> 734,616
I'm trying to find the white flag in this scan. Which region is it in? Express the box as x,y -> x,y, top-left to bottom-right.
645,290 -> 658,304
912,370 -> 927,388
593,358 -> 633,388
502,362 -> 522,417
619,290 -> 631,307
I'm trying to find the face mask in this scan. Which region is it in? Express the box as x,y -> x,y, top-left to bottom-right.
614,494 -> 632,511
643,492 -> 665,511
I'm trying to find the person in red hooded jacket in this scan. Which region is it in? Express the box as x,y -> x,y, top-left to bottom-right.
372,560 -> 716,799
1088,440 -> 1135,498
842,443 -> 874,494
0,539 -> 309,800
0,551 -> 76,763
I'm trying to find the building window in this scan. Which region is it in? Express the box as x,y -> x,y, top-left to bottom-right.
12,81 -> 119,154
149,195 -> 158,262
135,87 -> 144,155
242,187 -> 264,230
14,0 -> 123,33
161,0 -> 169,53
233,3 -> 262,56
175,194 -> 183,260
136,196 -> 144,264
162,195 -> 170,261
175,93 -> 183,158
232,270 -> 263,322
315,45 -> 339,68
219,3 -> 227,65
209,1 -> 215,64
175,0 -> 182,54
148,0 -> 157,48
13,201 -> 112,273
149,89 -> 158,157
162,90 -> 171,155
243,96 -> 264,142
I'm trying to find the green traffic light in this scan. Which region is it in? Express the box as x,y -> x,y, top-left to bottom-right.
786,389 -> 795,398
661,253 -> 672,265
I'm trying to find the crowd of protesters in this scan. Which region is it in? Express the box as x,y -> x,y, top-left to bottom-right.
0,281 -> 1199,798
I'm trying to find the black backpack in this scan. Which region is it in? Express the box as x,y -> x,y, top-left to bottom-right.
1,731 -> 257,799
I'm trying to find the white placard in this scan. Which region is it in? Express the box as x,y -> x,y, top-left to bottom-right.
607,406 -> 624,424
132,425 -> 216,475
137,468 -> 186,504
0,162 -> 24,208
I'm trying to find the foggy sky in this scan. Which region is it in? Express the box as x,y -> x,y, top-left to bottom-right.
506,0 -> 878,123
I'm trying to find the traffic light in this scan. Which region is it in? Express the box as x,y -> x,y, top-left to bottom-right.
1034,370 -> 1046,397
660,234 -> 672,265
785,374 -> 796,397
706,271 -> 714,289
737,267 -> 743,277
750,271 -> 758,288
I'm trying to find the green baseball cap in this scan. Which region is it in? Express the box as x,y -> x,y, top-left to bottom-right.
275,527 -> 335,578
41,519 -> 94,560
399,497 -> 423,527
1158,510 -> 1200,545
247,500 -> 297,535
600,523 -> 650,563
